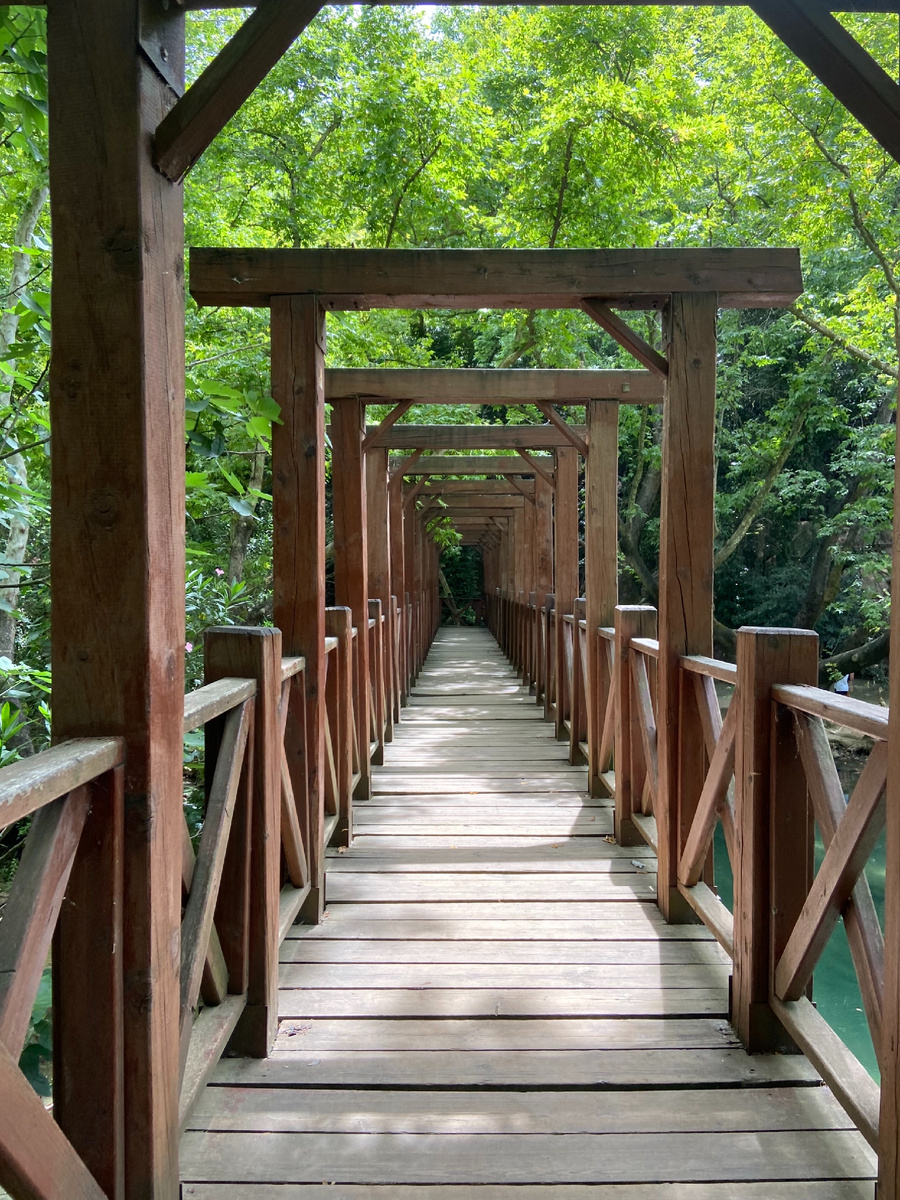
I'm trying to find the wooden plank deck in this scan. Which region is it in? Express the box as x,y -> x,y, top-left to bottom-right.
181,626 -> 876,1198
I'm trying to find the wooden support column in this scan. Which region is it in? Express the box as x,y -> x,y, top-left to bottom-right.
389,476 -> 406,709
272,295 -> 327,925
523,497 -> 536,686
585,402 -> 619,796
534,475 -> 553,701
367,447 -> 394,743
656,293 -> 717,923
733,627 -> 818,1052
880,380 -> 900,1197
614,606 -> 658,846
554,446 -> 579,741
332,397 -> 372,800
48,0 -> 185,1191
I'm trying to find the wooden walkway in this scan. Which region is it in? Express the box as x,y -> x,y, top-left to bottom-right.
181,626 -> 876,1198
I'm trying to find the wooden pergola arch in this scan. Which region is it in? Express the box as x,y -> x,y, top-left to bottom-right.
6,0 -> 900,1191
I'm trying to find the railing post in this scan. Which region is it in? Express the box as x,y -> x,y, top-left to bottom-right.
614,605 -> 657,846
554,445 -> 579,742
732,626 -> 818,1053
369,599 -> 386,766
543,594 -> 555,720
569,598 -> 588,765
204,626 -> 282,1057
325,607 -> 354,845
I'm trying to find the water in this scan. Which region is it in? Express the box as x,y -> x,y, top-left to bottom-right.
713,679 -> 886,1080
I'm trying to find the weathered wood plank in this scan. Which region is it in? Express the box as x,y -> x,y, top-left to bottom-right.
327,367 -> 663,403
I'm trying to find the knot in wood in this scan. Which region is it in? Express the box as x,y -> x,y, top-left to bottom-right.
86,488 -> 120,531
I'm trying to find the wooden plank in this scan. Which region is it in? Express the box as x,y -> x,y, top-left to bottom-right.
0,1040 -> 107,1200
288,918 -> 704,941
272,294 -> 327,924
48,0 -> 186,1183
276,986 -> 729,1019
0,787 -> 89,1056
367,424 -> 588,450
327,367 -> 664,404
281,941 -> 728,966
677,881 -> 735,959
179,993 -> 247,1130
182,1185 -> 874,1200
272,1016 -> 737,1051
209,1047 -> 815,1091
184,677 -> 256,733
185,1084 -> 856,1135
154,0 -> 323,180
772,682 -> 888,740
393,454 -> 554,476
189,247 -> 805,309
322,855 -> 651,875
277,961 -> 721,990
0,736 -> 123,830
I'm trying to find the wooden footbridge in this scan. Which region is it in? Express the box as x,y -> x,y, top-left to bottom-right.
4,0 -> 900,1191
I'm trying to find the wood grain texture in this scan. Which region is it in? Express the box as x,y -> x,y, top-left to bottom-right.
327,367 -> 663,403
189,247 -> 804,308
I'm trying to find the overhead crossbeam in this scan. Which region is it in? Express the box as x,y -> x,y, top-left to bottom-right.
190,247 -> 803,309
363,424 -> 587,450
389,455 -> 554,476
326,367 -> 662,404
421,479 -> 534,493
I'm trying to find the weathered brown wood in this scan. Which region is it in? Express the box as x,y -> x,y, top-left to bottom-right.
880,376 -> 900,1195
534,402 -> 589,457
678,880 -> 735,958
395,454 -> 554,477
792,711 -> 884,1051
205,628 -> 283,1055
371,425 -> 587,450
362,399 -> 416,451
180,700 -> 252,1058
325,607 -> 355,841
184,677 -> 257,733
179,993 -> 247,1131
0,1040 -> 107,1200
53,766 -> 125,1200
771,682 -> 888,740
0,786 -> 90,1057
631,650 -> 659,801
655,293 -> 717,923
732,627 -> 818,1053
678,695 -> 738,888
584,402 -> 618,796
367,446 -> 394,741
49,0 -> 186,1186
775,739 -> 886,1002
332,396 -> 373,800
0,736 -> 124,829
154,0 -> 323,181
328,367 -> 664,404
752,0 -> 900,163
553,447 -> 579,741
272,294 -> 327,926
581,299 -> 669,377
190,247 -> 804,309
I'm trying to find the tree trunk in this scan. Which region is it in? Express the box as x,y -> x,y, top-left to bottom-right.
0,182 -> 49,665
227,445 -> 265,583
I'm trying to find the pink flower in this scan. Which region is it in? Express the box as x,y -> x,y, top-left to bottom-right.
185,642 -> 193,653
215,568 -> 225,577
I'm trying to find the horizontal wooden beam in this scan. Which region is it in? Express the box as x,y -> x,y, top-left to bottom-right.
422,480 -> 534,493
389,455 -> 553,476
179,0 -> 900,11
420,494 -> 526,509
190,247 -> 803,309
326,367 -> 662,403
362,424 -> 587,450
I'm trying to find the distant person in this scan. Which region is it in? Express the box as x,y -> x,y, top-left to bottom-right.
834,672 -> 854,695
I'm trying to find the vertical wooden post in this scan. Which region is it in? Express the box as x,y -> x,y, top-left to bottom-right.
332,397 -> 372,800
554,446 -> 579,741
204,627 -> 281,1055
585,402 -> 619,797
389,476 -> 406,708
656,293 -> 717,923
325,607 -> 354,844
880,381 -> 900,1196
272,294 -> 326,925
367,447 -> 394,743
49,0 -> 185,1189
569,597 -> 588,764
369,598 -> 385,765
614,606 -> 657,846
534,476 -> 553,702
733,627 -> 818,1052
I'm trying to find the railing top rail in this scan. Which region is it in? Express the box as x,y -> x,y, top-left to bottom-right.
368,617 -> 376,629
0,735 -> 125,830
772,682 -> 888,741
599,626 -> 615,641
280,655 -> 306,681
326,635 -> 340,653
681,654 -> 737,685
183,677 -> 257,734
630,636 -> 659,659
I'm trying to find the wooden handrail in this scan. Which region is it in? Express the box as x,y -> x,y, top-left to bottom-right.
630,636 -> 659,659
280,654 -> 306,680
0,737 -> 125,830
680,654 -> 737,684
772,682 -> 888,740
183,677 -> 256,734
